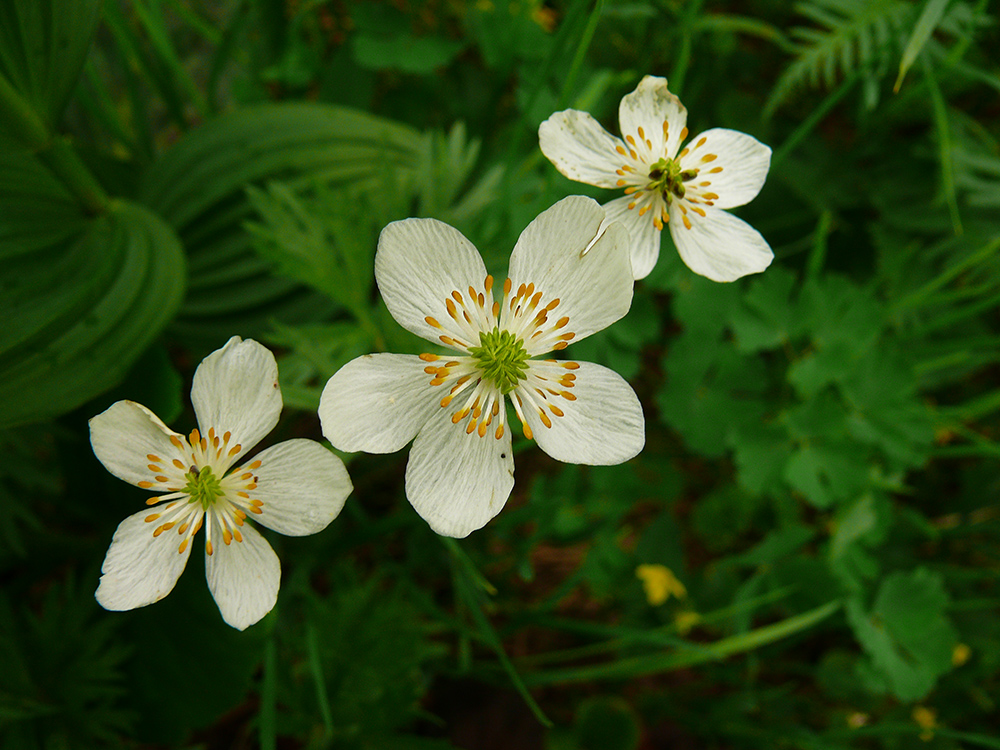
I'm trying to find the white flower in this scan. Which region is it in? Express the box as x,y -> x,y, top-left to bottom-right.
89,336 -> 352,630
539,75 -> 773,282
318,196 -> 645,538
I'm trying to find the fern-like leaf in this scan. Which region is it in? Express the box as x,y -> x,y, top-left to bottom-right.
765,0 -> 914,116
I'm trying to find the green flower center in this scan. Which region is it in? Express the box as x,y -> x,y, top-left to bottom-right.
468,327 -> 529,395
646,158 -> 699,203
183,465 -> 225,509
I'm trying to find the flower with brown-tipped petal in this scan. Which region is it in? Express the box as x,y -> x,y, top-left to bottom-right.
319,196 -> 645,538
90,337 -> 352,630
540,75 -> 773,282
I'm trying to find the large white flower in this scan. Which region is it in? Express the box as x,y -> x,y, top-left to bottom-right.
539,75 -> 773,282
318,196 -> 644,538
90,336 -> 352,630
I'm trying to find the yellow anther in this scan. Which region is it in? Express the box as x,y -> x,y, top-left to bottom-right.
701,153 -> 718,163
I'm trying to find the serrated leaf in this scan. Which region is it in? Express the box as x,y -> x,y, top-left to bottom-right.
783,443 -> 869,508
847,568 -> 958,701
732,422 -> 793,496
658,333 -> 767,457
0,200 -> 186,428
730,266 -> 806,352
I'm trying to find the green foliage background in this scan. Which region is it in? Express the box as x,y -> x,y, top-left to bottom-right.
1,0 -> 999,747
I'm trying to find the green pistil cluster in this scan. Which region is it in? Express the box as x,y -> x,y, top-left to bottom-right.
647,158 -> 698,203
183,465 -> 225,509
469,327 -> 529,395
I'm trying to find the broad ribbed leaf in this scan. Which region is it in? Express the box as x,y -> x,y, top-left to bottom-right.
0,200 -> 186,428
139,102 -> 423,344
0,0 -> 103,126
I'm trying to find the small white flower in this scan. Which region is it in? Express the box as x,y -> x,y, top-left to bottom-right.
539,75 -> 773,282
90,336 -> 352,630
318,196 -> 645,538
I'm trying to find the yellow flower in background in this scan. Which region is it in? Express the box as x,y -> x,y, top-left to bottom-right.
952,643 -> 971,666
846,712 -> 869,729
674,610 -> 701,635
912,706 -> 937,741
636,563 -> 687,606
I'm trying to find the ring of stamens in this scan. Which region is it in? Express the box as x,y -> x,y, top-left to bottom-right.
616,123 -> 725,231
137,427 -> 267,555
420,275 -> 581,441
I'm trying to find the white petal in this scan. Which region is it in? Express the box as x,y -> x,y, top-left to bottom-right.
95,508 -> 192,611
619,76 -> 687,161
205,522 -> 280,630
190,337 -> 281,464
678,128 -> 771,209
405,404 -> 515,538
520,361 -> 644,465
508,196 -> 634,345
375,218 -> 488,346
248,439 -> 352,536
669,205 -> 773,282
539,109 -> 630,188
602,194 -> 663,280
319,353 -> 441,453
90,400 -> 183,488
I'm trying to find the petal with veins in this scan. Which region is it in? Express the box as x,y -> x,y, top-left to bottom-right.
669,204 -> 773,282
520,362 -> 644,465
250,439 -> 352,536
619,75 -> 687,160
405,405 -> 514,538
539,110 -> 629,187
96,508 -> 193,611
90,400 -> 183,488
508,196 -> 634,343
679,128 -> 771,209
205,523 -> 280,631
602,194 -> 663,280
320,353 -> 441,454
376,219 -> 488,346
190,337 -> 281,465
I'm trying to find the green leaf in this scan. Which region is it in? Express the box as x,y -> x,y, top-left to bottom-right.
352,33 -> 466,74
730,266 -> 806,352
894,0 -> 953,92
732,422 -> 793,496
139,102 -> 424,345
783,443 -> 869,508
736,524 -> 816,567
0,200 -> 186,428
846,568 -> 958,701
523,600 -> 842,685
0,0 -> 103,127
658,332 -> 768,457
765,0 -> 912,115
